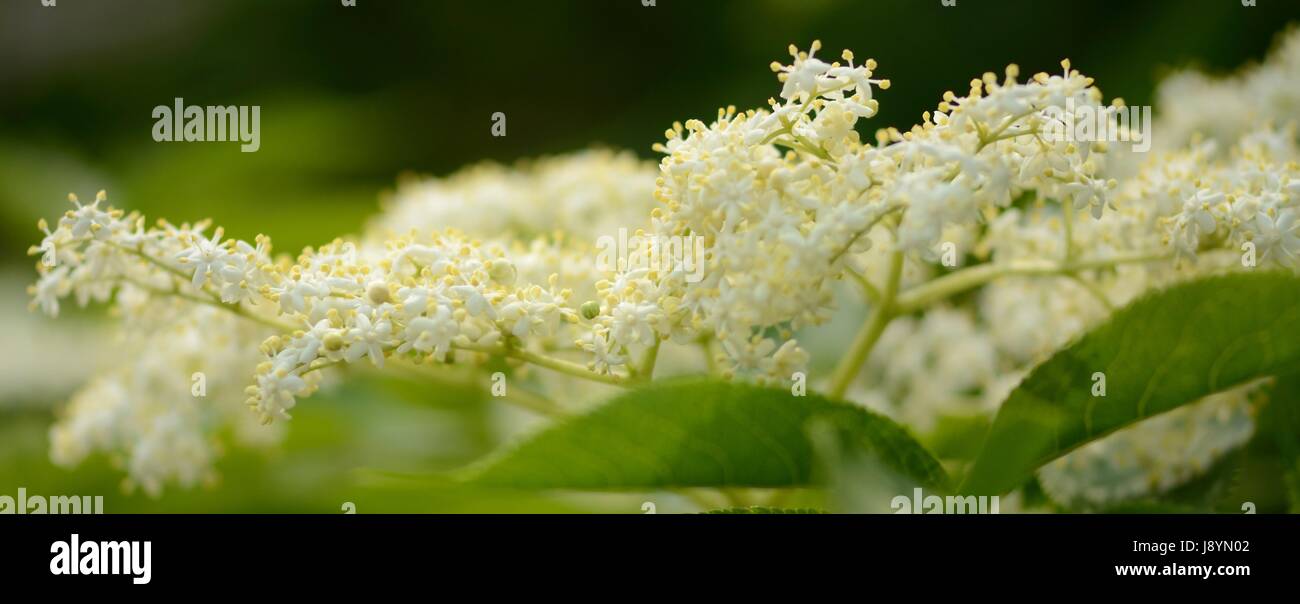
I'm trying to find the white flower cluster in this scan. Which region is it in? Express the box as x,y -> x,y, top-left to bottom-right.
28,32 -> 1300,503
30,153 -> 659,490
648,42 -> 1125,382
27,193 -> 285,492
36,195 -> 594,425
250,233 -> 586,423
1150,128 -> 1300,266
28,191 -> 276,317
48,304 -> 277,497
1154,26 -> 1300,151
842,29 -> 1300,507
373,149 -> 657,243
369,150 -> 692,383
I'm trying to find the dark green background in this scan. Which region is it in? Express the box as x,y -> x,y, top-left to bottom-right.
2,0 -> 1296,254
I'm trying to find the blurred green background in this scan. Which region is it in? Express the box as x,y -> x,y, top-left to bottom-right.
1,0 -> 1297,512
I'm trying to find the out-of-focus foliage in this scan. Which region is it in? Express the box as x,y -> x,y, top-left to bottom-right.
964,273 -> 1300,497
465,380 -> 948,491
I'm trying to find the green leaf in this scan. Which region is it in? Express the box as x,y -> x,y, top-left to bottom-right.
1237,369 -> 1300,512
963,272 -> 1300,496
703,506 -> 826,514
1261,371 -> 1300,468
924,412 -> 992,461
461,379 -> 948,491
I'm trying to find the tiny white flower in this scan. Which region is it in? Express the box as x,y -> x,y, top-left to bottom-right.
177,228 -> 230,288
399,305 -> 459,360
1253,209 -> 1300,267
345,312 -> 393,367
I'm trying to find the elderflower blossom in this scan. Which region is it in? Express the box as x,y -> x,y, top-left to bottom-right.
650,42 -> 1121,382
373,149 -> 658,242
1147,127 -> 1300,266
368,151 -> 690,383
1153,26 -> 1300,151
28,156 -> 654,489
28,32 -> 1300,504
248,233 -> 589,422
843,30 -> 1300,506
47,302 -> 279,497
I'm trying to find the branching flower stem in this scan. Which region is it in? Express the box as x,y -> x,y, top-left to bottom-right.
120,275 -> 293,331
893,250 -> 1170,314
636,339 -> 662,381
845,263 -> 882,304
114,241 -> 629,389
455,342 -> 631,387
828,205 -> 903,266
826,249 -> 1170,400
110,241 -> 299,332
828,249 -> 903,399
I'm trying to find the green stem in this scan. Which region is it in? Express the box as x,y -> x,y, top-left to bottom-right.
638,339 -> 661,381
1055,205 -> 1115,311
119,272 -> 295,332
893,250 -> 1170,314
1066,273 -> 1115,312
827,250 -> 903,400
457,342 -> 630,387
981,126 -> 1041,147
845,264 -> 881,304
979,107 -> 1041,149
828,205 -> 902,266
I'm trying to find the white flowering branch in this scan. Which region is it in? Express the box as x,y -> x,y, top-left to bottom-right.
29,36 -> 1300,494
